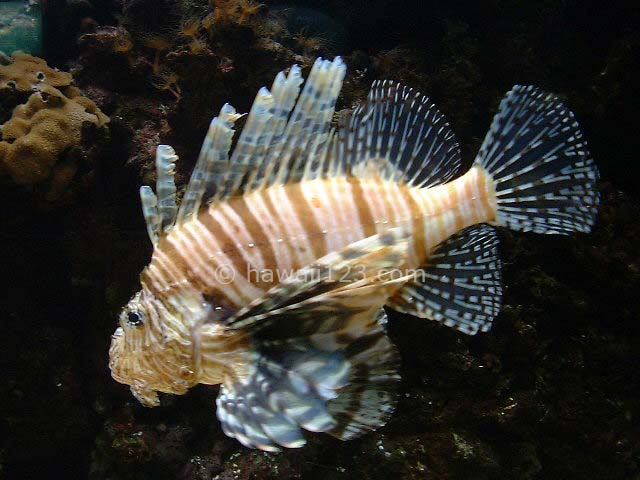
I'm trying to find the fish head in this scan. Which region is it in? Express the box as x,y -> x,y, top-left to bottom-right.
109,290 -> 196,407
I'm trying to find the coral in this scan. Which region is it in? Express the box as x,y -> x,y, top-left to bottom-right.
113,33 -> 135,54
236,0 -> 264,25
115,95 -> 173,182
0,83 -> 108,203
76,26 -> 151,92
209,0 -> 239,25
0,52 -> 108,202
0,52 -> 79,127
0,52 -> 72,93
208,0 -> 263,26
140,33 -> 173,75
187,35 -> 211,56
201,12 -> 216,33
78,27 -> 134,55
152,70 -> 182,100
179,17 -> 201,40
292,29 -> 329,57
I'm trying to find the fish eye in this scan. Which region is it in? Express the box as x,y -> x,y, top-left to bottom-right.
35,71 -> 46,82
127,311 -> 144,326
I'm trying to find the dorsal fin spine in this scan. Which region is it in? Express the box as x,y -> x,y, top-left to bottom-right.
139,145 -> 178,245
155,145 -> 178,233
164,58 -> 464,222
177,103 -> 239,222
139,185 -> 159,245
225,88 -> 275,197
255,66 -> 303,190
274,58 -> 346,186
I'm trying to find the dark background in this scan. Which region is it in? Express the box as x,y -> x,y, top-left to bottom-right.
1,0 -> 639,478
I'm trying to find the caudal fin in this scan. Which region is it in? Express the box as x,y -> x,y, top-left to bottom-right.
475,85 -> 599,235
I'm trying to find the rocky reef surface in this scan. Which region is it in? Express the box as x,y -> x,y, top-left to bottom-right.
0,1 -> 638,478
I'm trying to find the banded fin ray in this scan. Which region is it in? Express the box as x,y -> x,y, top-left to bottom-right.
238,274 -> 408,342
172,57 -> 345,215
327,310 -> 399,441
214,57 -> 345,202
217,349 -> 342,451
179,67 -> 302,215
217,301 -> 400,451
268,57 -> 345,187
215,228 -> 407,450
176,104 -> 241,223
336,80 -> 462,187
474,85 -> 599,234
387,224 -> 502,335
241,66 -> 304,192
140,145 -> 178,244
226,227 -> 411,330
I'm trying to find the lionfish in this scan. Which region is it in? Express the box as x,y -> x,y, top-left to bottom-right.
109,57 -> 598,451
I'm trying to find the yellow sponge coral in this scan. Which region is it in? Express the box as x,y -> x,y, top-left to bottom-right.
0,53 -> 109,205
0,52 -> 73,93
0,84 -> 109,193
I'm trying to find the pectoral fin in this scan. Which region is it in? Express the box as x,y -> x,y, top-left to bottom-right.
216,304 -> 400,451
226,227 -> 411,331
215,230 -> 409,450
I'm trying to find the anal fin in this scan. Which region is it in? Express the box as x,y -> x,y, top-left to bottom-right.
387,224 -> 503,335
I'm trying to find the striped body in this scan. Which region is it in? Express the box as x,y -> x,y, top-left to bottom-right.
142,165 -> 496,310
110,58 -> 599,449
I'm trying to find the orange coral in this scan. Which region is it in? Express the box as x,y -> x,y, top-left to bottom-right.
210,0 -> 237,24
180,17 -> 201,39
152,70 -> 181,101
141,34 -> 173,75
188,36 -> 210,55
209,0 -> 263,25
0,85 -> 109,187
78,27 -> 134,56
0,52 -> 72,93
113,29 -> 134,53
293,30 -> 328,57
237,0 -> 264,25
202,12 -> 216,32
180,17 -> 212,55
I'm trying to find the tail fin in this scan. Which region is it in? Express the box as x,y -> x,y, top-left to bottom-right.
474,85 -> 599,234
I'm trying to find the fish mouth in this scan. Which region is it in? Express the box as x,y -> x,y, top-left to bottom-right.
130,382 -> 160,407
107,327 -> 164,407
111,326 -> 124,339
108,328 -> 128,385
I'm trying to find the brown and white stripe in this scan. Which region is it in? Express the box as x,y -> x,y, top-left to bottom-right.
142,164 -> 497,310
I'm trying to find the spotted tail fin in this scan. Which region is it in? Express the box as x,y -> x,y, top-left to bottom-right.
475,85 -> 599,234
